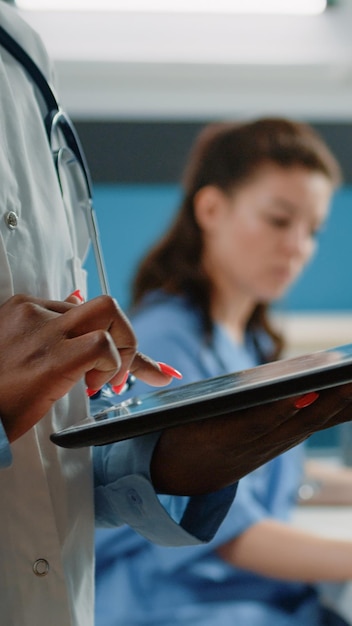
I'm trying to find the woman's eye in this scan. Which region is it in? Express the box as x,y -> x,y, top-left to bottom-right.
268,216 -> 323,240
267,215 -> 290,228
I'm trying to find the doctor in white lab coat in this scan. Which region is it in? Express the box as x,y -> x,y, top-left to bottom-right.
0,4 -> 237,624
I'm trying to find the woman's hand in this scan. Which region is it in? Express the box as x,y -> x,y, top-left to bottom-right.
0,294 -> 172,442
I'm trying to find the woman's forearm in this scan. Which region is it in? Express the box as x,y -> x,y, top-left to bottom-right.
217,518 -> 352,582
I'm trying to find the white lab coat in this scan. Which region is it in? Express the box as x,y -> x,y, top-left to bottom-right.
0,5 -> 95,625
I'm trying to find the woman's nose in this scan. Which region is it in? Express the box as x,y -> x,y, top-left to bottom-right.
283,225 -> 312,259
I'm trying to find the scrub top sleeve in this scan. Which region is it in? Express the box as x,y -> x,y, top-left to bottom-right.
93,433 -> 236,546
0,419 -> 12,468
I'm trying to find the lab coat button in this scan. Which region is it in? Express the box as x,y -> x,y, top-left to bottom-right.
33,558 -> 50,577
5,211 -> 18,230
128,489 -> 142,506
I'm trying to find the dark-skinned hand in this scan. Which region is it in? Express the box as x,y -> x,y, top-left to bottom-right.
0,294 -> 172,442
152,383 -> 352,495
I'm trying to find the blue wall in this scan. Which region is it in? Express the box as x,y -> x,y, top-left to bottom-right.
85,183 -> 352,314
84,184 -> 182,309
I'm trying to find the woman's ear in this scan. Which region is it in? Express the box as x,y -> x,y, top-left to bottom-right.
194,186 -> 228,232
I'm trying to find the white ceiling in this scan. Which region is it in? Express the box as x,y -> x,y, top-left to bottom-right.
19,2 -> 352,121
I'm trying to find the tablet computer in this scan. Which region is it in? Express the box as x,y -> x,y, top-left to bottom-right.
50,342 -> 352,449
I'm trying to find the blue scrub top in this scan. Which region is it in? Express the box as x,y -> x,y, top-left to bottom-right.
94,292 -> 323,626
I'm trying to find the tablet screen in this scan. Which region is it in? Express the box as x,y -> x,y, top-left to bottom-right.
51,342 -> 352,448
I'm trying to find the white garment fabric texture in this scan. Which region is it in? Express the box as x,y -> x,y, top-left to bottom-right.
0,6 -> 102,624
0,6 -> 235,625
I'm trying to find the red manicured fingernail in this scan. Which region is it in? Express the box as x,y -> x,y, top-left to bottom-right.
294,391 -> 320,409
112,371 -> 130,395
157,362 -> 183,380
70,289 -> 84,303
86,387 -> 100,397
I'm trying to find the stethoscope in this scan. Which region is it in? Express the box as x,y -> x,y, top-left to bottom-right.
0,23 -> 110,296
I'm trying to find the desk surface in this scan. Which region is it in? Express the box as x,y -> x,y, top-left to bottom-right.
292,505 -> 352,540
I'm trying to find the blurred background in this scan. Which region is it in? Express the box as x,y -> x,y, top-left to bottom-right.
11,0 -> 352,449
